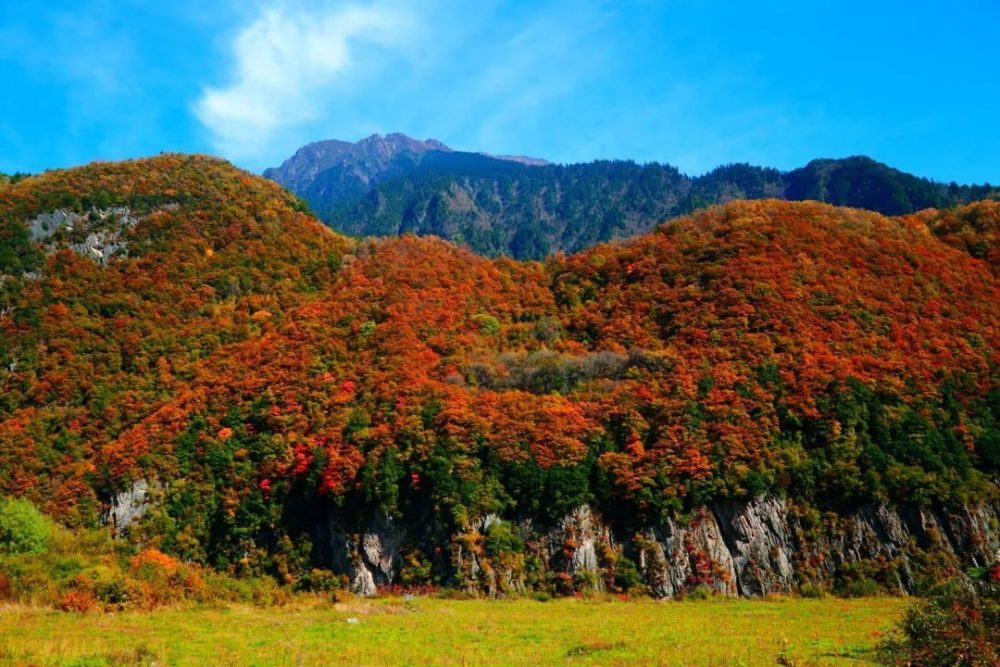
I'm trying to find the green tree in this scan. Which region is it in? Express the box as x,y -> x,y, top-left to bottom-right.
0,497 -> 53,555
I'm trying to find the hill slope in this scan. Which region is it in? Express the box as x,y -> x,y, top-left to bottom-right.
266,135 -> 1000,259
0,154 -> 353,520
1,158 -> 998,596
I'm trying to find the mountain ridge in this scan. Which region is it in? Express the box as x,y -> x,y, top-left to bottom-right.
265,134 -> 1000,259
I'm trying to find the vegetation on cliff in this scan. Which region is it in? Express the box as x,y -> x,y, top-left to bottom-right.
1,156 -> 997,595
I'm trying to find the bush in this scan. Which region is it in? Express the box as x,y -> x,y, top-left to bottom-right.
837,576 -> 882,598
471,313 -> 500,336
0,497 -> 52,555
878,577 -> 999,666
612,555 -> 645,593
94,576 -> 132,608
834,559 -> 900,598
398,551 -> 434,587
798,582 -> 825,598
684,584 -> 715,601
57,589 -> 98,613
296,567 -> 343,592
483,522 -> 523,559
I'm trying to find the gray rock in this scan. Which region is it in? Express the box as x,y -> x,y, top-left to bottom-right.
642,507 -> 737,597
264,133 -> 453,193
940,503 -> 1000,567
642,496 -> 1000,598
325,514 -> 405,596
323,498 -> 1000,598
350,562 -> 377,597
25,207 -> 140,268
713,496 -> 795,596
359,517 -> 405,583
545,505 -> 610,590
107,479 -> 150,536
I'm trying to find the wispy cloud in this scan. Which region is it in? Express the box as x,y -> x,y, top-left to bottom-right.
195,1 -> 415,160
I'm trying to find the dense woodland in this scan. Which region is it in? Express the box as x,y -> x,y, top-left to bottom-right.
274,146 -> 1000,259
0,155 -> 998,592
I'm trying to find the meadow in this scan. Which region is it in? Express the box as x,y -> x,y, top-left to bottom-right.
0,595 -> 906,666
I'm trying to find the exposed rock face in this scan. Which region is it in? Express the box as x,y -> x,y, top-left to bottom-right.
324,515 -> 406,597
830,504 -> 921,590
349,565 -> 377,596
635,497 -> 1000,599
713,496 -> 796,596
107,479 -> 150,536
27,207 -> 141,266
941,504 -> 1000,567
561,506 -> 605,579
640,507 -> 737,597
451,506 -> 613,597
540,506 -> 611,591
450,514 -> 531,597
358,518 -> 406,584
317,498 -> 1000,597
787,501 -> 1000,593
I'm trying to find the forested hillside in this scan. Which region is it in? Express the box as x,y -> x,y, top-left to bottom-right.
1,157 -> 998,597
266,135 -> 1000,259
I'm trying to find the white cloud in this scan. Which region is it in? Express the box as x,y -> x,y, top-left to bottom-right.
195,1 -> 415,160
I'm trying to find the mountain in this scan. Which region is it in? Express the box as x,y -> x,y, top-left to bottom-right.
2,157 -> 998,598
263,133 -> 452,200
266,135 -> 1000,259
262,133 -> 549,212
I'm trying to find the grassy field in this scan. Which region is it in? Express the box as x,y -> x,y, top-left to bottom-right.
0,595 -> 906,666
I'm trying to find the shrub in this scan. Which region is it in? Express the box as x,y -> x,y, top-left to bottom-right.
484,522 -> 523,559
94,576 -> 132,608
837,576 -> 882,598
57,589 -> 98,613
572,570 -> 600,593
684,584 -> 715,601
0,497 -> 52,555
612,555 -> 645,593
129,547 -> 181,576
798,582 -> 825,598
834,559 -> 900,597
398,551 -> 434,587
296,568 -> 342,592
127,547 -> 206,608
878,577 -> 999,666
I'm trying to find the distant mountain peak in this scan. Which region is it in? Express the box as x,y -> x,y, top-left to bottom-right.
356,132 -> 452,155
263,133 -> 555,202
263,133 -> 454,193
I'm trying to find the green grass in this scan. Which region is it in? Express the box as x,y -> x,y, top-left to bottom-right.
0,595 -> 905,666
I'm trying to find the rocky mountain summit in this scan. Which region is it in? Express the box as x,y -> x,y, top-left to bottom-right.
264,133 -> 452,195
264,133 -> 548,207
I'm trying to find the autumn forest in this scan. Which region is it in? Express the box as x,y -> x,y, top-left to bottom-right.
0,155 -> 995,608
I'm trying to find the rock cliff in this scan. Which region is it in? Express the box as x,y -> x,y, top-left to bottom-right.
325,497 -> 1000,598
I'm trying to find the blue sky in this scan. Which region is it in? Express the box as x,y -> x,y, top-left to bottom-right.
1,0 -> 998,182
